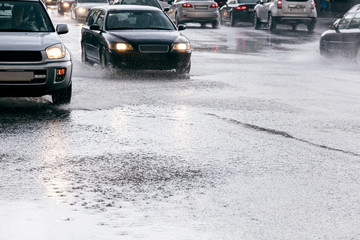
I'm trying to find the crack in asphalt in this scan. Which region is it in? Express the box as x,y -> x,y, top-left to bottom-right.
206,113 -> 360,157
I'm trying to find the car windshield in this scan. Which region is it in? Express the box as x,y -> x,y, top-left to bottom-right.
77,0 -> 107,3
0,1 -> 54,32
106,10 -> 175,30
236,0 -> 257,3
120,0 -> 161,9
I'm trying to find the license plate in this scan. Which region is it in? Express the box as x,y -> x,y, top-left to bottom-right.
248,8 -> 254,11
0,71 -> 34,81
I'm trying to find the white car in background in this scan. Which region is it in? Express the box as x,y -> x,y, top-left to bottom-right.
166,0 -> 220,28
253,0 -> 317,31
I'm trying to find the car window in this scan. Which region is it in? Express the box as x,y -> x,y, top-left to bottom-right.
95,10 -> 105,28
0,1 -> 54,32
347,12 -> 360,29
106,10 -> 175,30
86,9 -> 99,25
338,13 -> 356,30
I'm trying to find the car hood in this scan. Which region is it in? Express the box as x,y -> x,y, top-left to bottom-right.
75,2 -> 107,9
0,32 -> 61,51
106,30 -> 187,44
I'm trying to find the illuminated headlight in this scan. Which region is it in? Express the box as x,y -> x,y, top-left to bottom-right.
115,43 -> 133,51
78,7 -> 86,13
63,2 -> 70,7
46,0 -> 52,2
172,42 -> 191,51
46,44 -> 66,59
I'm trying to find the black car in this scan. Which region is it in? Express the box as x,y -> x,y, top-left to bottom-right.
81,5 -> 192,75
320,6 -> 360,64
219,0 -> 257,26
57,0 -> 75,14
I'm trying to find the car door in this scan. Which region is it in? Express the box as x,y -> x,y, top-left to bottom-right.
341,12 -> 360,55
91,10 -> 106,62
82,9 -> 101,61
258,0 -> 271,22
328,13 -> 355,54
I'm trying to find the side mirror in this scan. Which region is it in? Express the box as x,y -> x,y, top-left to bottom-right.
90,24 -> 101,31
178,24 -> 186,31
164,7 -> 170,12
167,0 -> 173,5
56,24 -> 69,34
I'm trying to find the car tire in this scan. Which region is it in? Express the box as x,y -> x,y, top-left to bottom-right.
268,13 -> 276,31
52,84 -> 72,105
230,13 -> 236,27
254,12 -> 260,29
211,20 -> 219,29
307,21 -> 316,32
176,61 -> 191,78
100,49 -> 108,69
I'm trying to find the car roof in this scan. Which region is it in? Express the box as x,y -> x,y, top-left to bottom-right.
91,4 -> 163,11
349,4 -> 360,12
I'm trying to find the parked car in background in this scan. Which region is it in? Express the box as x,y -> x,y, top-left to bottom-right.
71,0 -> 108,20
81,5 -> 192,76
57,0 -> 75,14
253,0 -> 317,31
320,8 -> 360,64
166,0 -> 220,28
219,0 -> 257,26
112,0 -> 165,10
0,0 -> 72,104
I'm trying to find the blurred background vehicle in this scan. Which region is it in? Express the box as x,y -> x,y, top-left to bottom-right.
219,0 -> 257,26
253,0 -> 317,31
57,0 -> 75,14
320,6 -> 360,64
71,0 -> 108,20
166,0 -> 220,28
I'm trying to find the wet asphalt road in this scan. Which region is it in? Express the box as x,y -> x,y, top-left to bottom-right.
1,7 -> 360,240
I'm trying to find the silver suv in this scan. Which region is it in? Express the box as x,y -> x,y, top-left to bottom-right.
253,0 -> 317,31
0,0 -> 72,104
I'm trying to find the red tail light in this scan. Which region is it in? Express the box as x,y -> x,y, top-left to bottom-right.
277,0 -> 282,8
236,6 -> 247,10
182,3 -> 193,7
311,0 -> 315,9
210,3 -> 218,8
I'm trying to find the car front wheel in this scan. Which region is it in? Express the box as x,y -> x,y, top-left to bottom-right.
52,84 -> 72,105
176,61 -> 191,78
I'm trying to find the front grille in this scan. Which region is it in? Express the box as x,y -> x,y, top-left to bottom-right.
138,45 -> 169,53
0,51 -> 42,62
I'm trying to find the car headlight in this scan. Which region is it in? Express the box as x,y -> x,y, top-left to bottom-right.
115,43 -> 133,51
172,42 -> 191,51
63,2 -> 70,7
78,7 -> 86,13
46,44 -> 66,59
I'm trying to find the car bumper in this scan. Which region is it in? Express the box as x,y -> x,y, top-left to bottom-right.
274,16 -> 316,24
0,60 -> 72,97
180,11 -> 219,23
106,50 -> 191,70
